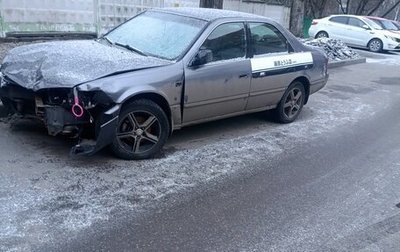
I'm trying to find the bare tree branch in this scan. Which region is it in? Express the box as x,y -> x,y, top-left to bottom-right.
336,0 -> 347,13
382,0 -> 400,17
367,0 -> 386,16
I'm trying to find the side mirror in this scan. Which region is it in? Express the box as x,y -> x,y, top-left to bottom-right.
362,25 -> 370,30
190,49 -> 213,66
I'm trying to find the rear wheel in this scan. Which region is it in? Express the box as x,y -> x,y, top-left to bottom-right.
111,99 -> 169,160
368,38 -> 383,53
275,82 -> 305,124
315,31 -> 329,39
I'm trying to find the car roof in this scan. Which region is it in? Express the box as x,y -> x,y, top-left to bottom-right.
329,14 -> 364,18
150,7 -> 270,22
366,16 -> 388,20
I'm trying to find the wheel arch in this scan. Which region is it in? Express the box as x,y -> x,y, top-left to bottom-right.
291,76 -> 311,104
315,30 -> 329,38
367,37 -> 383,49
121,92 -> 173,134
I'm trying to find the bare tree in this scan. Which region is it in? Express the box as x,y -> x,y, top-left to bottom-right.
366,0 -> 386,15
306,0 -> 329,18
336,0 -> 352,14
382,0 -> 400,16
335,0 -> 388,15
289,0 -> 305,36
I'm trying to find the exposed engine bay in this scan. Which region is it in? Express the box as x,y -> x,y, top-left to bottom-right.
0,73 -> 118,155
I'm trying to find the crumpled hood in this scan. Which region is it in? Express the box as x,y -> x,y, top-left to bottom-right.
1,40 -> 171,90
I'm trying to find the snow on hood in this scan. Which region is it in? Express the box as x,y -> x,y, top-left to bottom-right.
0,40 -> 171,91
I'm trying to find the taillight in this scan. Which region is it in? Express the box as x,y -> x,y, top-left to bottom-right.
312,21 -> 318,25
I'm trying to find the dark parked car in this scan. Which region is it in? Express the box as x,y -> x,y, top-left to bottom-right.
0,8 -> 328,160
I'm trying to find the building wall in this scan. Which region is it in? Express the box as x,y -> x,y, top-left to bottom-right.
0,0 -> 289,37
0,0 -> 96,35
223,0 -> 290,28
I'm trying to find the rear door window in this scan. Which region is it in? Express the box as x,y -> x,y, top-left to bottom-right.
249,23 -> 289,55
348,17 -> 366,28
329,16 -> 349,25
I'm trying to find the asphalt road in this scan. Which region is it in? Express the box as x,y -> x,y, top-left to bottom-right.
68,92 -> 400,252
1,50 -> 400,251
54,52 -> 400,251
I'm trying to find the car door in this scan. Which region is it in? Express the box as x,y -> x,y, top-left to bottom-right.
345,17 -> 372,47
246,22 -> 313,110
327,16 -> 350,42
183,22 -> 251,124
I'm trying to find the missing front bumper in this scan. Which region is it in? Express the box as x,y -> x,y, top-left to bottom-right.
70,104 -> 120,156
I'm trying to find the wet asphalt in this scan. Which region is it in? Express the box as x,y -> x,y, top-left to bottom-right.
1,49 -> 400,251
63,92 -> 400,251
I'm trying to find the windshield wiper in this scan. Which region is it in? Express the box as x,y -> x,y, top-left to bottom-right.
114,42 -> 147,56
99,36 -> 114,45
104,36 -> 114,45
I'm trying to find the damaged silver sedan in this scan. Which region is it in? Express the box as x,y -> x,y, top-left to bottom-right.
0,8 -> 328,160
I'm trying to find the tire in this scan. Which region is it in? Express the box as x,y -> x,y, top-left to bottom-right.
111,99 -> 170,160
275,81 -> 306,124
368,38 -> 383,53
315,31 -> 329,39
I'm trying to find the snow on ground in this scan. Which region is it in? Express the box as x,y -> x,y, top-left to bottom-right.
1,58 -> 400,251
367,57 -> 400,66
0,41 -> 400,251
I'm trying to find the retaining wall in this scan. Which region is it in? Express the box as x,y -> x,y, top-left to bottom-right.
0,0 -> 290,37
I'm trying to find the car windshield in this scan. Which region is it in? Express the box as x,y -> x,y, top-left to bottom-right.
376,19 -> 400,30
105,11 -> 207,60
363,18 -> 383,30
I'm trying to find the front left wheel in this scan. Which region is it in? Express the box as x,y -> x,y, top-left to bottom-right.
368,38 -> 383,53
111,99 -> 169,160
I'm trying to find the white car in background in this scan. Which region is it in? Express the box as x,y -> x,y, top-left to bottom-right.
309,15 -> 400,52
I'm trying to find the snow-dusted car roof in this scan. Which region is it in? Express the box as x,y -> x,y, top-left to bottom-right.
152,7 -> 269,22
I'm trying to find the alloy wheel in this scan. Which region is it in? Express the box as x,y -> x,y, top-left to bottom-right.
117,111 -> 161,154
283,88 -> 303,119
369,39 -> 382,52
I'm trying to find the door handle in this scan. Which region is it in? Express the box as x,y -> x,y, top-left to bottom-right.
239,74 -> 249,78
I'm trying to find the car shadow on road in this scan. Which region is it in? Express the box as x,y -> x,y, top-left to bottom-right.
0,106 -> 314,163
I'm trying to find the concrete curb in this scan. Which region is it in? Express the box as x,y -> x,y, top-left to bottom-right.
328,57 -> 366,69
